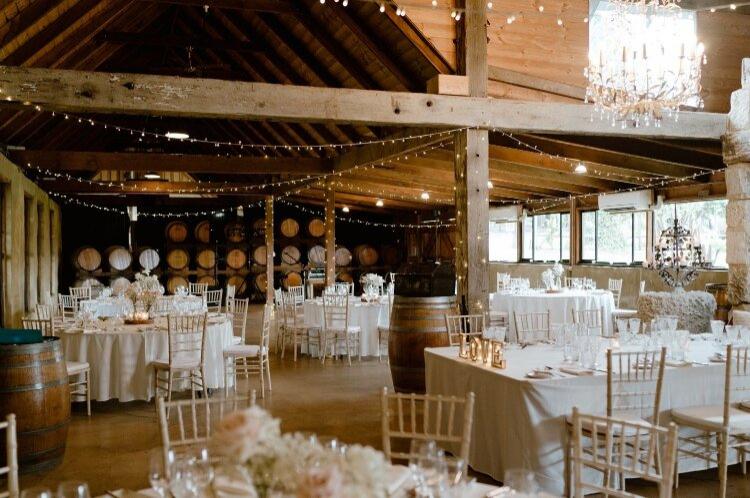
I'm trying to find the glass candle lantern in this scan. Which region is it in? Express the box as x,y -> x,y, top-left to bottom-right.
491,340 -> 507,369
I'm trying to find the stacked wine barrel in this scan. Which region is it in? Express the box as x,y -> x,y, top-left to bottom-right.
71,244 -> 161,292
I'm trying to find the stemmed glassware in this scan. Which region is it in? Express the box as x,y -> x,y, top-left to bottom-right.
56,482 -> 90,498
149,448 -> 170,497
408,440 -> 446,497
20,488 -> 53,498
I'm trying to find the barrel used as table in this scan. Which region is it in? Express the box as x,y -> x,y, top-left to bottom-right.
388,295 -> 456,393
0,338 -> 70,472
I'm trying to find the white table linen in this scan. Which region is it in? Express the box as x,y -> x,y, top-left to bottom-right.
425,339 -> 733,495
61,314 -> 233,402
79,297 -> 131,317
490,289 -> 616,342
303,296 -> 390,357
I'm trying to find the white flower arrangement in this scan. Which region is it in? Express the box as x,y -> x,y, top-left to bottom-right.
551,262 -> 564,278
360,273 -> 384,288
124,270 -> 164,311
210,406 -> 389,498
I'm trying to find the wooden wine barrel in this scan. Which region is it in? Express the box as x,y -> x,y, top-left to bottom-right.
388,295 -> 457,393
110,277 -> 130,296
307,218 -> 325,238
166,275 -> 189,294
196,248 -> 216,270
354,244 -> 379,266
252,246 -> 268,266
334,246 -> 352,267
197,274 -> 217,287
106,245 -> 132,272
283,271 -> 303,289
706,283 -> 730,322
72,246 -> 101,272
224,221 -> 246,243
166,248 -> 190,271
194,221 -> 211,244
281,245 -> 301,265
138,248 -> 160,271
226,248 -> 248,270
336,271 -> 353,283
251,218 -> 265,234
165,221 -> 189,243
381,245 -> 402,266
227,275 -> 248,297
255,273 -> 268,294
308,245 -> 325,266
280,218 -> 299,238
0,338 -> 70,472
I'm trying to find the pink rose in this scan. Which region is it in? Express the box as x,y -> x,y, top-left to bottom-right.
297,465 -> 344,498
211,408 -> 270,462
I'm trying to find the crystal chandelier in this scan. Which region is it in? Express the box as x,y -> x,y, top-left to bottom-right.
647,218 -> 710,289
585,0 -> 706,128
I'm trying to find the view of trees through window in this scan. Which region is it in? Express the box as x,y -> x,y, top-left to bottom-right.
654,199 -> 727,268
581,210 -> 647,264
489,221 -> 518,262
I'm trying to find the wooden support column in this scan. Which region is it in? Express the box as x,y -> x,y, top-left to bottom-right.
265,195 -> 274,304
569,198 -> 579,268
454,0 -> 489,314
723,59 -> 750,309
325,180 -> 336,287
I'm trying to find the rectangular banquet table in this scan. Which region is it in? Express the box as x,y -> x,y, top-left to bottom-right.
425,339 -> 731,495
490,289 -> 616,342
303,296 -> 391,357
61,314 -> 234,402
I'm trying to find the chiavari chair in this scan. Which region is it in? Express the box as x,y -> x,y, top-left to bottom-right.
609,278 -> 638,321
321,292 -> 360,365
225,284 -> 236,313
69,286 -> 91,301
496,272 -> 511,292
152,313 -> 208,405
279,290 -> 313,361
572,307 -> 607,337
570,407 -> 678,498
381,387 -> 475,464
377,291 -> 394,363
58,294 -> 78,323
0,414 -> 18,498
224,304 -> 272,398
228,298 -> 249,345
204,289 -> 223,314
156,393 -> 256,479
514,311 -> 551,344
445,314 -> 485,347
189,282 -> 208,296
273,287 -> 284,354
671,345 -> 750,498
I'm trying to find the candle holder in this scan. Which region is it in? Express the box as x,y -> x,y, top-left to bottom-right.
481,338 -> 492,365
491,340 -> 507,369
458,335 -> 469,359
469,337 -> 481,362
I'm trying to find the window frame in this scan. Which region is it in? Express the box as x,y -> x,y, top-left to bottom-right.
488,220 -> 520,263
518,212 -> 571,264
579,209 -> 647,266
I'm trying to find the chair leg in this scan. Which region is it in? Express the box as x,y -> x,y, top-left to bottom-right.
293,332 -> 298,362
346,333 -> 352,366
718,431 -> 728,498
85,369 -> 91,417
563,425 -> 571,498
321,333 -> 328,365
357,333 -> 362,362
166,370 -> 173,405
224,356 -> 231,397
265,358 -> 272,391
191,370 -> 196,402
200,367 -> 208,399
259,358 -> 265,399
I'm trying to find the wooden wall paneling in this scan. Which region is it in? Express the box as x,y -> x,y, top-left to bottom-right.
324,179 -> 335,286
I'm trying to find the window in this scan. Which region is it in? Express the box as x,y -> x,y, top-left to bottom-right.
654,199 -> 727,268
521,213 -> 570,262
581,210 -> 647,264
489,221 -> 518,262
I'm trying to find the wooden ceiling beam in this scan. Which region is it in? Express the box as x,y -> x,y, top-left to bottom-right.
39,179 -> 271,195
9,150 -> 331,174
488,66 -> 586,101
382,3 -> 453,75
95,30 -> 263,52
137,0 -> 294,12
0,66 -> 725,139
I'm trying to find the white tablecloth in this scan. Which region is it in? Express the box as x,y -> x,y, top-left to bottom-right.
425,339 -> 731,495
79,297 -> 131,317
61,315 -> 233,402
303,297 -> 390,357
490,289 -> 616,342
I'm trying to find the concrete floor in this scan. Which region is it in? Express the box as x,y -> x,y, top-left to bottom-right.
16,313 -> 750,497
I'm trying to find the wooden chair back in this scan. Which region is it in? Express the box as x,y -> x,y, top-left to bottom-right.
69,286 -> 91,301
496,273 -> 511,292
607,348 -> 666,423
231,298 -> 249,344
204,289 -> 223,313
445,314 -> 485,347
35,303 -> 56,320
322,292 -> 349,332
58,294 -> 78,320
225,284 -> 236,312
22,317 -> 54,337
514,311 -> 551,343
189,282 -> 208,296
723,345 -> 750,428
572,307 -> 605,336
287,285 -> 305,305
166,314 -> 208,367
0,414 -> 18,498
156,394 -> 255,478
608,278 -> 623,307
381,387 -> 475,464
570,407 -> 677,498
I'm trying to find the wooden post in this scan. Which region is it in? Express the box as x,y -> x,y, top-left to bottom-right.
569,198 -> 579,268
325,179 -> 336,287
454,0 -> 489,314
265,195 -> 274,304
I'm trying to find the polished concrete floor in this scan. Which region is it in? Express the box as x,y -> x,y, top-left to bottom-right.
17,316 -> 750,497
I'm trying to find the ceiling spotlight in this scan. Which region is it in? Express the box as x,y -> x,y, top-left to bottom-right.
143,171 -> 161,180
379,3 -> 385,12
165,131 -> 189,140
556,18 -> 563,26
421,192 -> 430,200
487,1 -> 493,8
730,3 -> 737,8
538,5 -> 544,11
432,0 -> 437,6
342,206 -> 350,213
376,199 -> 384,207
487,180 -> 494,188
574,163 -> 588,174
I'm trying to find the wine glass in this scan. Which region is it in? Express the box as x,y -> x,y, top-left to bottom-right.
727,325 -> 742,345
503,469 -> 539,494
189,446 -> 214,493
711,320 -> 725,344
56,481 -> 90,498
408,440 -> 440,494
149,448 -> 169,497
21,487 -> 53,498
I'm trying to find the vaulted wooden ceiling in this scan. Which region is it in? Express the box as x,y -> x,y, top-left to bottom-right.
0,0 -> 739,213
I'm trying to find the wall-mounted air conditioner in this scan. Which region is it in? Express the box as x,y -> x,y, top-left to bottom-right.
598,190 -> 654,213
490,205 -> 524,222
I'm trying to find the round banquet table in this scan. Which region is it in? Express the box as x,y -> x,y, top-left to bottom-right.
303,296 -> 391,357
60,314 -> 233,402
79,297 -> 131,317
490,289 -> 616,342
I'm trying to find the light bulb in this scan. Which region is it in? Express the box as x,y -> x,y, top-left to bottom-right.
487,180 -> 494,188
342,206 -> 350,213
538,5 -> 544,11
574,163 -> 587,174
379,3 -> 385,12
376,199 -> 384,207
421,192 -> 430,200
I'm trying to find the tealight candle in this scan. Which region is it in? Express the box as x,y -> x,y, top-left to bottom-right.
491,341 -> 507,369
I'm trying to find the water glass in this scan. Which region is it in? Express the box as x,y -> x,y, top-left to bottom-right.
21,488 -> 53,498
149,448 -> 169,497
740,326 -> 750,346
442,457 -> 470,498
672,330 -> 690,362
711,320 -> 726,343
503,469 -> 540,494
408,440 -> 445,497
578,336 -> 601,369
727,325 -> 742,345
56,482 -> 90,498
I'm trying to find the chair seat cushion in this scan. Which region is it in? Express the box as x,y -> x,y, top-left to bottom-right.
613,309 -> 638,317
223,345 -> 267,357
329,326 -> 361,334
66,361 -> 89,375
151,357 -> 201,370
231,336 -> 243,345
672,405 -> 750,432
565,412 -> 653,436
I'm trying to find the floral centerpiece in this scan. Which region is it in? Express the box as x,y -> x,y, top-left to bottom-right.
210,406 -> 389,497
360,273 -> 384,301
124,270 -> 164,319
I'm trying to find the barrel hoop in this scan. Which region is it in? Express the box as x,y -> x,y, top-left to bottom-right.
389,327 -> 447,334
0,377 -> 68,393
0,354 -> 64,367
18,442 -> 67,460
18,419 -> 71,436
389,365 -> 426,373
0,341 -> 61,356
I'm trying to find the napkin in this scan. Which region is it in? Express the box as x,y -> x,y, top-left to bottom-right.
664,359 -> 691,367
213,474 -> 257,497
559,366 -> 595,376
386,465 -> 412,496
